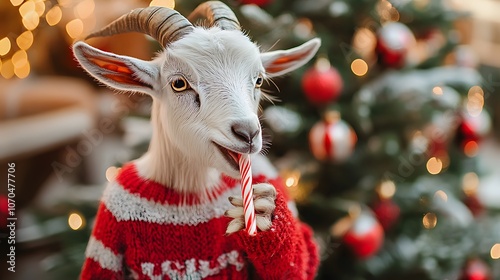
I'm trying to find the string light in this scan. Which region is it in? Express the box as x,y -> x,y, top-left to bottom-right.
16,31 -> 34,50
284,170 -> 301,188
462,172 -> 479,196
426,157 -> 443,175
422,212 -> 437,229
105,166 -> 122,182
467,86 -> 484,117
491,243 -> 500,260
46,5 -> 63,26
34,0 -> 46,17
150,0 -> 176,9
432,86 -> 443,95
433,190 -> 448,202
464,140 -> 479,157
74,0 -> 95,19
351,58 -> 368,77
0,38 -> 11,56
66,19 -> 84,39
11,0 -> 24,6
14,60 -> 30,78
68,212 -> 85,230
376,180 -> 396,199
1,59 -> 14,79
22,11 -> 40,30
19,1 -> 36,18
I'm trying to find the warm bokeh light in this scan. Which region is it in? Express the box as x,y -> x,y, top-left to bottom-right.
377,0 -> 400,22
150,0 -> 176,9
19,1 -> 36,18
462,172 -> 479,196
46,5 -> 63,26
467,86 -> 484,117
464,140 -> 479,157
58,0 -> 73,7
432,86 -> 443,95
316,57 -> 331,71
12,50 -> 27,68
376,180 -> 396,199
75,0 -> 95,19
352,28 -> 377,57
422,212 -> 437,229
0,37 -> 12,56
330,216 -> 353,237
14,61 -> 30,79
491,243 -> 500,260
68,212 -> 85,230
11,0 -> 24,6
351,58 -> 368,76
34,0 -> 46,17
16,31 -> 34,50
426,157 -> 443,175
105,166 -> 121,182
284,170 -> 301,188
1,59 -> 14,79
66,19 -> 84,39
22,11 -> 40,30
434,190 -> 448,202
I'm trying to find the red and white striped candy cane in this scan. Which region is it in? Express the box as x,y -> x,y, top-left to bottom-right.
238,154 -> 257,236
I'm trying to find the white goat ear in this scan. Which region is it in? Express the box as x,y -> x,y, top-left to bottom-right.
261,38 -> 321,77
73,41 -> 158,95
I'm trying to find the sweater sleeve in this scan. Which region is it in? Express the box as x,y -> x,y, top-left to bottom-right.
235,177 -> 319,280
80,201 -> 124,280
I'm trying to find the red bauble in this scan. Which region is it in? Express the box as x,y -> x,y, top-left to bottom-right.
376,22 -> 415,68
457,110 -> 492,145
372,199 -> 400,230
459,259 -> 491,280
239,0 -> 273,7
464,195 -> 484,217
343,213 -> 384,259
301,59 -> 343,105
309,112 -> 357,162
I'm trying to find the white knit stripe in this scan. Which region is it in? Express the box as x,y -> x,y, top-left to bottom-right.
85,236 -> 123,272
103,181 -> 240,225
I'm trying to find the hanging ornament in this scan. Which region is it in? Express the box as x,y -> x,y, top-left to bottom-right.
342,213 -> 384,259
462,172 -> 484,217
301,58 -> 343,105
0,194 -> 8,229
376,22 -> 415,68
459,258 -> 491,280
239,0 -> 273,7
456,109 -> 492,155
309,111 -> 357,162
372,180 -> 400,230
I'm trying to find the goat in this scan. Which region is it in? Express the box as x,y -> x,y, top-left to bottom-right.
74,1 -> 320,279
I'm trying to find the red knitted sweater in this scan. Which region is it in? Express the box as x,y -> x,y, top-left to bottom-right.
80,163 -> 318,280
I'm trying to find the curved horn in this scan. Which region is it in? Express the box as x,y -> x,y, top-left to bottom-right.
86,6 -> 194,46
188,1 -> 241,31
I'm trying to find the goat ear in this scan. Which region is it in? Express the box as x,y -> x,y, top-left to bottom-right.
73,41 -> 158,95
261,38 -> 321,77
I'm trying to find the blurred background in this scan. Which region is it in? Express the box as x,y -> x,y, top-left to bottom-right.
0,0 -> 499,279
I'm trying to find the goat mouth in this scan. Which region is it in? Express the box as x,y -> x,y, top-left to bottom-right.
213,142 -> 240,171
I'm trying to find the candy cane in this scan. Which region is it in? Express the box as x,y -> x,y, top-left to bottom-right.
239,154 -> 257,236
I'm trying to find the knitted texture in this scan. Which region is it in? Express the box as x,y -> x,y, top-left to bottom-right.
80,163 -> 319,279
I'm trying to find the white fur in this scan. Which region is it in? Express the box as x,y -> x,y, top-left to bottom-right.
73,25 -> 320,202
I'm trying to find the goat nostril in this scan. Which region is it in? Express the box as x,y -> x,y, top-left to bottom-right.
231,123 -> 259,144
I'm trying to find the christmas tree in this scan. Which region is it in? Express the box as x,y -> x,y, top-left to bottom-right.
2,0 -> 499,279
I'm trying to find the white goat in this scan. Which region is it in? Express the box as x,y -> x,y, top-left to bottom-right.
75,2 -> 320,279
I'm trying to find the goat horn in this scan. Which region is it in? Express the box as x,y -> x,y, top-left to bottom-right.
188,1 -> 241,31
85,6 -> 194,46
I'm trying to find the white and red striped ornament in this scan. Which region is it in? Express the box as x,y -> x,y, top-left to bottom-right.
309,112 -> 357,162
238,154 -> 257,236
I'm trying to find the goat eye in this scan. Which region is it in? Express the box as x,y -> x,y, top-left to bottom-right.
255,75 -> 264,88
171,77 -> 190,92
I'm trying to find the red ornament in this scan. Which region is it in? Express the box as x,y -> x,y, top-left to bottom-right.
0,195 -> 8,229
457,110 -> 491,146
376,22 -> 415,68
372,199 -> 400,230
464,195 -> 484,217
239,0 -> 273,7
459,259 -> 491,280
301,58 -> 343,105
309,112 -> 357,162
343,213 -> 384,259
